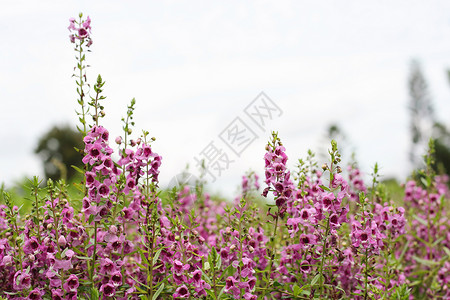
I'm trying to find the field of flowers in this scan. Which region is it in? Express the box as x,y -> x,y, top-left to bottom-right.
0,14 -> 449,300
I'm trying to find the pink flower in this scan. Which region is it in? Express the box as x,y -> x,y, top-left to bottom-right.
77,27 -> 89,39
28,288 -> 45,300
2,255 -> 13,266
244,293 -> 257,300
51,289 -> 63,300
111,271 -> 122,286
173,285 -> 190,299
58,235 -> 67,248
100,283 -> 116,297
13,270 -> 31,290
191,269 -> 202,285
23,236 -> 40,254
63,274 -> 79,292
100,258 -> 116,274
68,18 -> 76,31
82,16 -> 91,30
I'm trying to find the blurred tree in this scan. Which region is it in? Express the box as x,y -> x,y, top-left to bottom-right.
318,123 -> 350,164
407,60 -> 450,176
327,123 -> 346,146
34,125 -> 84,181
408,60 -> 434,167
433,122 -> 450,175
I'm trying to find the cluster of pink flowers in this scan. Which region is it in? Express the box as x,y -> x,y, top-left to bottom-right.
262,137 -> 296,218
1,14 -> 450,300
1,126 -> 449,299
402,177 -> 450,298
68,15 -> 92,46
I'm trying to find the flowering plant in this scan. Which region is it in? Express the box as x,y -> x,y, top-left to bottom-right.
0,13 -> 449,300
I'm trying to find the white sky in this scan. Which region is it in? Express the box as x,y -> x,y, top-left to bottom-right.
1,1 -> 450,197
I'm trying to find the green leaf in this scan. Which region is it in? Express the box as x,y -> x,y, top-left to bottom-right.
215,253 -> 222,270
152,248 -> 163,265
412,255 -> 440,267
71,165 -> 85,174
443,247 -> 450,257
90,287 -> 99,300
75,255 -> 92,260
432,237 -> 445,247
420,177 -> 429,187
413,215 -> 428,227
319,185 -> 331,192
206,289 -> 217,300
311,273 -> 324,286
293,284 -> 301,296
88,214 -> 95,224
152,283 -> 164,300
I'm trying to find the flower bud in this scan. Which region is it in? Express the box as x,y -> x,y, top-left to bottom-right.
109,225 -> 118,234
2,255 -> 13,266
58,236 -> 67,248
115,136 -> 122,144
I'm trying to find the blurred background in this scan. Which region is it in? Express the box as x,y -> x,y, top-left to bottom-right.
1,1 -> 450,198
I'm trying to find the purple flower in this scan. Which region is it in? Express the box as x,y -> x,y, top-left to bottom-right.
28,288 -> 45,300
100,283 -> 116,297
192,269 -> 202,285
51,289 -> 63,300
98,183 -> 110,197
173,285 -> 190,299
77,27 -> 89,39
173,260 -> 190,274
244,293 -> 257,300
58,235 -> 67,248
2,255 -> 13,266
85,171 -> 96,186
100,258 -> 116,274
111,271 -> 122,286
68,18 -> 76,31
82,16 -> 92,30
13,270 -> 31,290
63,274 -> 79,292
23,236 -> 40,254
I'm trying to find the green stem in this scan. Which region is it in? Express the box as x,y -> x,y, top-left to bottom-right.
318,217 -> 330,296
263,214 -> 279,297
91,221 -> 98,287
78,41 -> 87,137
364,249 -> 368,299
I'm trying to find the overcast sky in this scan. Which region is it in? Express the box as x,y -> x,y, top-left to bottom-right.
1,1 -> 450,197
